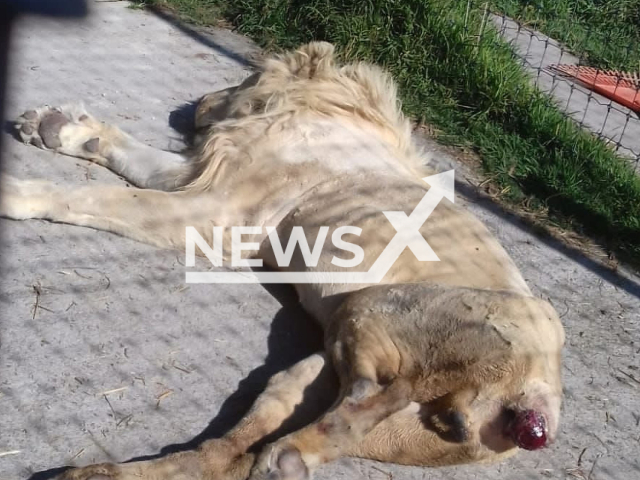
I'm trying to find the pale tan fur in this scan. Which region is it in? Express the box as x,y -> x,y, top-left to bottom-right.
1,42 -> 564,480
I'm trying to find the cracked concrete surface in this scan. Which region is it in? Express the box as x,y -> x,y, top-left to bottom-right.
1,3 -> 639,480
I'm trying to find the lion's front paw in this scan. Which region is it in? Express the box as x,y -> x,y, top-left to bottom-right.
15,105 -> 103,158
0,175 -> 56,220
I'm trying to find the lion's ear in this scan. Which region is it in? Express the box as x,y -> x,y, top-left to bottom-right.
268,41 -> 336,80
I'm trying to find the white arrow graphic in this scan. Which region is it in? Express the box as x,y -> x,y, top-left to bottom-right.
366,170 -> 454,282
186,170 -> 455,284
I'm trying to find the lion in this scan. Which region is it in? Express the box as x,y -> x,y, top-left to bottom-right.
0,42 -> 564,480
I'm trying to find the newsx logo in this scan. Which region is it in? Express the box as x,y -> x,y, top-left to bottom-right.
184,170 -> 454,284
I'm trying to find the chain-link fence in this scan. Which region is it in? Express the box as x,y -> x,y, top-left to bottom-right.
486,1 -> 640,170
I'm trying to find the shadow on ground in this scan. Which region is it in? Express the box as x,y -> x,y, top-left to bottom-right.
27,283 -> 334,480
147,5 -> 259,70
453,179 -> 640,300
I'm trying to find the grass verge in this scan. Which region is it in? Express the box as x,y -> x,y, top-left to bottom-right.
137,0 -> 640,266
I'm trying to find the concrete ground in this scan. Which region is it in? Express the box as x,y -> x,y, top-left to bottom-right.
1,3 -> 639,480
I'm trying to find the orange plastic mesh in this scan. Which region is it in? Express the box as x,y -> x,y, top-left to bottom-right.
548,64 -> 640,113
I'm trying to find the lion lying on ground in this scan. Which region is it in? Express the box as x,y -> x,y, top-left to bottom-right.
0,42 -> 564,480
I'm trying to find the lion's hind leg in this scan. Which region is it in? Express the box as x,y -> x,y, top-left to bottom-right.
56,354 -> 336,480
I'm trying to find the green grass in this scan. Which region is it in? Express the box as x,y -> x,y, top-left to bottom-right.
137,0 -> 640,265
493,0 -> 640,71
130,0 -> 225,24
